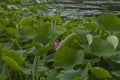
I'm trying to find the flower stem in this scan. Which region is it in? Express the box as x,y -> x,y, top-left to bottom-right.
32,56 -> 40,80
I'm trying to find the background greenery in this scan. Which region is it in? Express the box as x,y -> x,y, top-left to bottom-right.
0,0 -> 120,80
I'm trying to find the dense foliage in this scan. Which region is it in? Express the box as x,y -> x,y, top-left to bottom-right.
1,0 -> 120,80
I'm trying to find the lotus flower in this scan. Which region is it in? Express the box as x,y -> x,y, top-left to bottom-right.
54,42 -> 59,51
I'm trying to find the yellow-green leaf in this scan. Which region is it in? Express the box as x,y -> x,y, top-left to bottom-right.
89,67 -> 112,79
2,56 -> 23,71
86,34 -> 93,45
4,50 -> 24,65
106,35 -> 119,49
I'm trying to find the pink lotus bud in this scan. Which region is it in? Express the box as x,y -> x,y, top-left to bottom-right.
54,42 -> 59,51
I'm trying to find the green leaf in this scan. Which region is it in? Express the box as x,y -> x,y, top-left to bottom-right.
80,63 -> 91,80
89,67 -> 112,79
2,56 -> 23,71
84,23 -> 98,32
17,26 -> 37,39
90,37 -> 116,57
4,11 -> 17,18
9,0 -> 18,3
46,70 -> 59,80
52,16 -> 62,23
0,7 -> 4,14
54,25 -> 66,35
18,17 -> 33,27
74,77 -> 83,80
116,33 -> 120,42
74,30 -> 90,43
40,42 -> 54,52
57,70 -> 80,80
111,70 -> 120,78
110,53 -> 120,64
29,6 -> 38,13
4,50 -> 24,65
54,47 -> 84,69
5,27 -> 16,34
97,13 -> 120,32
56,33 -> 79,50
0,68 -> 9,80
0,19 -> 9,26
34,22 -> 53,45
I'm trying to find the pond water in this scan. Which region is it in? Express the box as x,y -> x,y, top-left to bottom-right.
47,0 -> 120,17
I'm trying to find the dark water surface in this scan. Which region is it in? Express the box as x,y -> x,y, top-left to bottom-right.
47,0 -> 120,17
